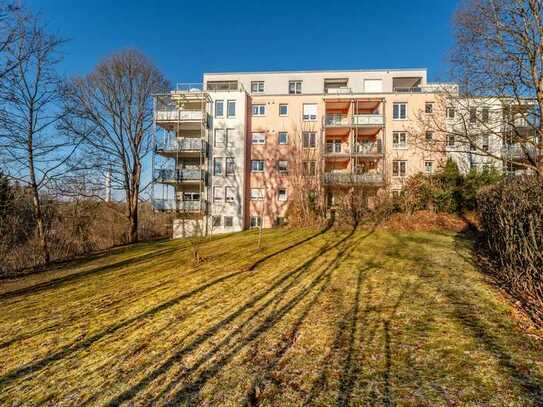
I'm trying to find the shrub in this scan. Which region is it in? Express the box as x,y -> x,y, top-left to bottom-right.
477,176 -> 543,322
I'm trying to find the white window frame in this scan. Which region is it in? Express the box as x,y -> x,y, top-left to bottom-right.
278,132 -> 288,145
392,160 -> 407,177
392,132 -> 407,149
277,160 -> 288,174
425,131 -> 434,142
250,188 -> 264,201
225,186 -> 235,203
303,104 -> 317,121
251,132 -> 266,145
303,160 -> 316,176
227,100 -> 236,118
279,104 -> 288,117
226,157 -> 235,176
252,104 -> 266,116
213,157 -> 223,176
214,129 -> 225,147
425,102 -> 434,114
224,216 -> 234,227
278,187 -> 288,201
215,100 -> 224,118
251,81 -> 264,93
250,216 -> 262,228
447,107 -> 455,119
288,80 -> 302,94
212,215 -> 222,227
393,102 -> 407,120
302,132 -> 316,148
213,186 -> 224,203
424,160 -> 434,174
251,160 -> 264,172
225,128 -> 236,147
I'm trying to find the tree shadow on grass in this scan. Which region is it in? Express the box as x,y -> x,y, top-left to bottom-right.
104,227 -> 368,406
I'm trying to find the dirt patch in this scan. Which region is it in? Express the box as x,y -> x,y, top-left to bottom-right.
379,210 -> 476,233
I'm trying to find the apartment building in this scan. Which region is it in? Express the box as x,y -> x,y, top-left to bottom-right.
152,68 -> 462,237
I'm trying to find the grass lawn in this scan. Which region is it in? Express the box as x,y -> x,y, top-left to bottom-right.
1,227 -> 543,406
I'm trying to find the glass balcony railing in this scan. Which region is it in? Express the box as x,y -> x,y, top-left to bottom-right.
352,114 -> 384,126
156,138 -> 207,154
155,110 -> 204,122
323,172 -> 384,186
153,169 -> 207,183
152,198 -> 206,213
325,114 -> 384,127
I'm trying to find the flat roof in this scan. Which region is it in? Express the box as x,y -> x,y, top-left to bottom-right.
203,68 -> 427,76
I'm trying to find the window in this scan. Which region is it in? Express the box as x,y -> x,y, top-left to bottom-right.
215,100 -> 224,118
252,104 -> 266,116
278,160 -> 288,174
250,188 -> 264,200
250,216 -> 262,228
392,160 -> 407,177
226,128 -> 236,147
251,81 -> 264,93
251,160 -> 264,172
447,107 -> 455,119
302,132 -> 316,148
303,104 -> 317,121
278,132 -> 288,145
212,216 -> 221,227
326,139 -> 342,153
424,160 -> 434,174
482,134 -> 490,151
252,132 -> 266,145
482,107 -> 489,123
425,131 -> 433,142
392,190 -> 401,198
214,129 -> 225,147
182,192 -> 200,201
470,142 -> 476,151
425,102 -> 434,114
213,186 -> 223,203
227,100 -> 236,118
469,108 -> 477,123
393,103 -> 407,120
276,217 -> 286,226
446,135 -> 455,147
225,187 -> 235,203
288,80 -> 302,94
224,216 -> 234,227
392,132 -> 407,149
364,79 -> 382,93
278,187 -> 288,201
213,157 -> 223,176
303,160 -> 316,176
279,104 -> 288,116
226,157 -> 235,176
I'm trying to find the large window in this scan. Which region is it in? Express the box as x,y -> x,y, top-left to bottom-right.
225,186 -> 235,203
392,132 -> 407,149
215,100 -> 224,118
393,103 -> 407,120
251,132 -> 266,145
277,160 -> 288,174
288,80 -> 302,94
279,104 -> 288,116
214,129 -> 225,147
226,157 -> 235,176
213,157 -> 223,176
226,128 -> 237,147
227,100 -> 236,118
212,216 -> 221,227
213,186 -> 223,203
251,160 -> 264,172
250,188 -> 264,200
303,160 -> 316,176
252,104 -> 266,116
250,216 -> 262,228
278,132 -> 288,145
392,160 -> 407,177
303,104 -> 317,121
251,81 -> 264,93
302,132 -> 316,148
278,187 -> 288,201
326,139 -> 342,153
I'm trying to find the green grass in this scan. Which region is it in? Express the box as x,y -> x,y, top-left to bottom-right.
1,227 -> 542,406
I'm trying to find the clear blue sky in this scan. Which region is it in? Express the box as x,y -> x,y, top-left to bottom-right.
27,0 -> 459,84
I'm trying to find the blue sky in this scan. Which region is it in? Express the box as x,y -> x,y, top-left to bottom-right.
27,0 -> 459,84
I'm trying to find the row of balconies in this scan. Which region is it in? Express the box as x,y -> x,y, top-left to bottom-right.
154,169 -> 208,184
155,110 -> 211,128
324,113 -> 384,128
155,138 -> 208,156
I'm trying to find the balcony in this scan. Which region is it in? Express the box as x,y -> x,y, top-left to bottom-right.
502,143 -> 538,161
154,169 -> 207,184
353,140 -> 383,156
323,172 -> 384,186
155,138 -> 207,156
352,114 -> 384,127
152,198 -> 206,213
325,114 -> 350,127
155,109 -> 207,123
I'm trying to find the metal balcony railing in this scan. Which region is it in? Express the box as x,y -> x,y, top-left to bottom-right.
156,138 -> 207,153
155,110 -> 204,122
154,169 -> 207,183
352,114 -> 384,126
325,114 -> 384,127
325,114 -> 350,127
152,198 -> 206,213
353,140 -> 383,155
323,172 -> 384,186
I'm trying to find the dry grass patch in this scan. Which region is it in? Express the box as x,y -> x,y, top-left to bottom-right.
1,227 -> 542,406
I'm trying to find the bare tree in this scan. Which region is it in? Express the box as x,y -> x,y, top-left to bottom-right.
0,12 -> 67,264
422,0 -> 543,175
61,50 -> 169,243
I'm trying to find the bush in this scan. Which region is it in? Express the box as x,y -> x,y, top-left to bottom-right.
477,176 -> 543,322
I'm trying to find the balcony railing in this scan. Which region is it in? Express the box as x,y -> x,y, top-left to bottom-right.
353,140 -> 383,155
325,114 -> 384,127
152,198 -> 206,213
323,172 -> 384,186
156,138 -> 207,154
502,143 -> 538,160
154,169 -> 207,183
155,110 -> 205,122
352,114 -> 384,126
